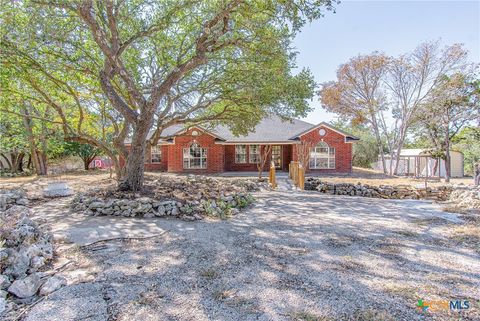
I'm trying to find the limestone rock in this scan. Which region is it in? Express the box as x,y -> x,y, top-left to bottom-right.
39,276 -> 67,296
8,273 -> 42,298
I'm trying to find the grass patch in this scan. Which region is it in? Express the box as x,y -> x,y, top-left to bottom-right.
336,256 -> 365,271
411,217 -> 446,226
288,311 -> 332,321
213,288 -> 236,301
199,268 -> 219,279
449,224 -> 480,252
393,230 -> 418,238
351,309 -> 395,321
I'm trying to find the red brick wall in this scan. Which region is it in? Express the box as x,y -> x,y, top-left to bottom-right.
295,125 -> 352,173
167,128 -> 224,173
225,145 -> 273,171
120,144 -> 168,171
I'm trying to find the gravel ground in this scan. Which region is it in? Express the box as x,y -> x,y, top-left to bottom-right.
15,179 -> 480,321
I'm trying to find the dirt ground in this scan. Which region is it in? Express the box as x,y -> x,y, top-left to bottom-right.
1,171 -> 479,320
0,167 -> 474,197
312,167 -> 474,187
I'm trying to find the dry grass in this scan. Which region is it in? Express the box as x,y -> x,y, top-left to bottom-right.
448,224 -> 480,252
350,309 -> 395,321
212,288 -> 236,301
199,268 -> 219,279
308,167 -> 474,188
287,311 -> 333,321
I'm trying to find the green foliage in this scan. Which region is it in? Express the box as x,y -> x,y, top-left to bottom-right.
332,120 -> 380,168
452,126 -> 480,175
234,194 -> 255,208
0,113 -> 29,154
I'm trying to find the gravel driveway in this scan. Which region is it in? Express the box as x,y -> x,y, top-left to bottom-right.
23,183 -> 479,321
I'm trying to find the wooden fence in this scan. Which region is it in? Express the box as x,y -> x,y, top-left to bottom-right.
268,161 -> 277,189
289,161 -> 305,190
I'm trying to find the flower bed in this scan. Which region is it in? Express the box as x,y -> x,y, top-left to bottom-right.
71,175 -> 262,220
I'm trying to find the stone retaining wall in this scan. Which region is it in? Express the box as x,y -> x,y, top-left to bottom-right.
304,178 -> 452,201
71,193 -> 255,221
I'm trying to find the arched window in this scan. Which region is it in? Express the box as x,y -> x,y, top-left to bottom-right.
309,141 -> 335,169
183,142 -> 207,169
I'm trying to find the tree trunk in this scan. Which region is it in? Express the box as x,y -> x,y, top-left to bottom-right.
119,118 -> 153,191
17,153 -> 24,172
370,117 -> 387,174
474,163 -> 480,186
22,106 -> 43,175
444,128 -> 451,183
83,157 -> 91,170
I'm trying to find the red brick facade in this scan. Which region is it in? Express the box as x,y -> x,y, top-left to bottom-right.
167,128 -> 224,173
121,125 -> 353,174
293,125 -> 353,173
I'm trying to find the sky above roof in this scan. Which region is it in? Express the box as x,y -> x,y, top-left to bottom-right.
293,0 -> 480,125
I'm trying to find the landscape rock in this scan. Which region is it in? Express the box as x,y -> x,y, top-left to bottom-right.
305,178 -> 452,201
39,276 -> 67,296
0,275 -> 10,290
70,175 -> 257,220
0,297 -> 5,315
42,182 -> 74,198
0,190 -> 29,211
8,273 -> 42,298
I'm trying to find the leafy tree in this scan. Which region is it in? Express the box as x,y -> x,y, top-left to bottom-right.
415,74 -> 479,181
0,113 -> 29,173
452,126 -> 480,176
1,0 -> 334,191
320,41 -> 471,175
320,53 -> 390,171
332,120 -> 380,168
64,142 -> 102,170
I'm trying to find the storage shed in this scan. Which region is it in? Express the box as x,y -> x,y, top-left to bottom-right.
374,149 -> 464,178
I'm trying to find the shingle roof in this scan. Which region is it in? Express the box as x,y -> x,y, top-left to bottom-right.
125,116 -> 358,144
210,117 -> 314,142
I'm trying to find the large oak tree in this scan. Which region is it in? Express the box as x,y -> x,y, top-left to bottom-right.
1,0 -> 335,190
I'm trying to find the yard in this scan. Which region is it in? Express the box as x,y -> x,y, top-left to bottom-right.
1,172 -> 478,320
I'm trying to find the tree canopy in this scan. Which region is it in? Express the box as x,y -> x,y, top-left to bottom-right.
1,0 -> 336,190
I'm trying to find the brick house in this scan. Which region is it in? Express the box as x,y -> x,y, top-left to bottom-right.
123,116 -> 359,173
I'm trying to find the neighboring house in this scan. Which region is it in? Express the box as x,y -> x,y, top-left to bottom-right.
374,149 -> 464,178
122,116 -> 359,173
89,156 -> 114,170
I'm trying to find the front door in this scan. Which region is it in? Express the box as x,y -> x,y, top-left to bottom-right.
271,145 -> 282,169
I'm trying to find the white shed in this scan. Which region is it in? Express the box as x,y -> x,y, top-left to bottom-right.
374,149 -> 464,178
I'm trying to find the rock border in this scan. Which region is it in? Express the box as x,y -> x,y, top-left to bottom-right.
304,178 -> 452,201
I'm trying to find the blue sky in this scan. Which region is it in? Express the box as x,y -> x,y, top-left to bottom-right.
293,0 -> 480,124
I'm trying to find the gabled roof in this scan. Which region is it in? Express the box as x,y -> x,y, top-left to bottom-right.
289,121 -> 360,141
125,116 -> 359,144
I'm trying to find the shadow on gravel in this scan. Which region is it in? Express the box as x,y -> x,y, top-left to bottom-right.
24,190 -> 480,321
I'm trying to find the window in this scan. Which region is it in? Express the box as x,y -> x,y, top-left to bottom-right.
183,143 -> 207,169
309,142 -> 335,169
235,145 -> 247,163
249,145 -> 260,163
151,145 -> 162,163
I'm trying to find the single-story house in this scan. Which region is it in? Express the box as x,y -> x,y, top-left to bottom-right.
374,148 -> 464,178
122,116 -> 359,173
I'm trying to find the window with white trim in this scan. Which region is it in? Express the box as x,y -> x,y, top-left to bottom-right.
249,145 -> 260,163
183,143 -> 207,169
235,145 -> 247,163
309,141 -> 335,169
151,145 -> 162,163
